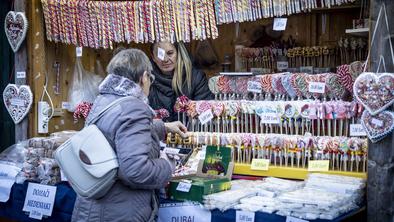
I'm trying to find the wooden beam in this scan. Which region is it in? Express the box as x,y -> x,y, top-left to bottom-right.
14,0 -> 28,142
367,0 -> 394,221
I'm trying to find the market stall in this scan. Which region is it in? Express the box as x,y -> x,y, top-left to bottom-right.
1,0 -> 393,221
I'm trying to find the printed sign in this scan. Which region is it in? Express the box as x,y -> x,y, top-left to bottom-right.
300,66 -> 314,74
350,124 -> 367,137
0,163 -> 21,202
158,202 -> 211,222
176,182 -> 192,193
236,211 -> 255,222
76,47 -> 82,57
251,159 -> 270,171
256,106 -> 280,124
199,109 -> 214,125
158,47 -> 166,61
308,160 -> 330,172
286,216 -> 309,222
17,71 -> 26,79
164,147 -> 180,155
61,102 -> 70,110
371,118 -> 383,127
23,183 -> 57,220
277,61 -> 289,71
247,81 -> 262,93
273,18 -> 288,31
308,82 -> 326,94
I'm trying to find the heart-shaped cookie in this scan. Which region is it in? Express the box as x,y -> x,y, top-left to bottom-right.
353,72 -> 394,115
361,110 -> 394,143
4,11 -> 28,52
3,84 -> 33,124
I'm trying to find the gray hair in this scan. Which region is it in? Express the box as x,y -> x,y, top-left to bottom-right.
106,48 -> 152,83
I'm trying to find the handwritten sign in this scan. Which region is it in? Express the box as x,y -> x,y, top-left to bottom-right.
308,82 -> 326,94
286,216 -> 309,222
247,81 -> 262,93
158,202 -> 211,222
350,124 -> 367,136
371,118 -> 383,127
176,182 -> 192,193
273,18 -> 288,31
199,109 -> 214,125
0,163 -> 21,202
10,98 -> 25,106
308,160 -> 330,172
23,183 -> 57,220
236,211 -> 255,222
17,71 -> 26,79
76,47 -> 82,57
158,47 -> 166,61
251,159 -> 270,171
277,61 -> 289,71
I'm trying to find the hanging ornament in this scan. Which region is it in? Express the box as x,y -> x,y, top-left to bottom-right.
361,110 -> 394,143
3,84 -> 33,124
4,11 -> 28,52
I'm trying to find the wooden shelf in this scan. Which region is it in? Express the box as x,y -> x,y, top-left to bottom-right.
234,163 -> 367,180
345,28 -> 369,37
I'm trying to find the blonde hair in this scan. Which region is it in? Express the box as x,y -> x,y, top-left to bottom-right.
173,42 -> 192,95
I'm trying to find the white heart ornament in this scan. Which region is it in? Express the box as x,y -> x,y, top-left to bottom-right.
4,11 -> 28,53
353,72 -> 394,115
361,110 -> 394,143
3,84 -> 33,124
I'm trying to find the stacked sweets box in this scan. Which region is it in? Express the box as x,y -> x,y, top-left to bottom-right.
169,146 -> 234,202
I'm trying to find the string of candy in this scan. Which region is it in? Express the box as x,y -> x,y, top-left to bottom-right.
154,109 -> 170,119
73,102 -> 93,121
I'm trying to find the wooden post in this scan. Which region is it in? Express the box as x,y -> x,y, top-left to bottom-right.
14,0 -> 28,142
368,1 -> 394,221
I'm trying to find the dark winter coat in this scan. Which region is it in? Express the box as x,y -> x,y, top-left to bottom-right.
148,62 -> 214,121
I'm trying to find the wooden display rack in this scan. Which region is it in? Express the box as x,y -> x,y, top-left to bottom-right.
234,163 -> 367,180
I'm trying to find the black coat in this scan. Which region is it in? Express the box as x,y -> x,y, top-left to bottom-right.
148,62 -> 214,122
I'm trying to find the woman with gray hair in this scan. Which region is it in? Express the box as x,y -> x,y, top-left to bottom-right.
71,49 -> 187,222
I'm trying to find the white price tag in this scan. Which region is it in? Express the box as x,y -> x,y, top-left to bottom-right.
236,211 -> 255,222
76,47 -> 83,57
286,216 -> 309,222
158,47 -> 166,61
0,163 -> 21,202
17,71 -> 26,79
61,102 -> 70,110
10,99 -> 25,106
273,18 -> 287,31
198,109 -> 213,125
29,210 -> 43,220
158,202 -> 211,222
277,61 -> 289,71
176,182 -> 192,193
260,113 -> 280,124
350,124 -> 367,137
371,118 -> 383,127
308,82 -> 326,94
23,183 -> 57,218
163,147 -> 180,155
300,66 -> 314,74
247,81 -> 262,93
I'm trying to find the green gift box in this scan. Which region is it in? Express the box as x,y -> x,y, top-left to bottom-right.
169,146 -> 234,203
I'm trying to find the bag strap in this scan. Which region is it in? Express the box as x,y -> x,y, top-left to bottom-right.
87,96 -> 134,125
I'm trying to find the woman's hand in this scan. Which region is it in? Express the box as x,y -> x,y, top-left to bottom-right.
164,121 -> 188,138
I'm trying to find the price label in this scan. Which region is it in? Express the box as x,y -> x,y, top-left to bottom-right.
158,47 -> 166,61
10,99 -> 25,106
198,109 -> 213,125
250,68 -> 264,75
163,147 -> 180,155
308,160 -> 330,172
247,81 -> 262,93
236,211 -> 255,222
76,47 -> 83,57
371,118 -> 383,127
350,124 -> 367,136
286,216 -> 309,222
260,113 -> 280,124
61,102 -> 70,110
176,182 -> 192,193
300,66 -> 314,74
273,18 -> 288,31
308,82 -> 326,94
29,210 -> 43,220
23,183 -> 57,219
277,61 -> 289,71
17,71 -> 26,79
251,159 -> 270,171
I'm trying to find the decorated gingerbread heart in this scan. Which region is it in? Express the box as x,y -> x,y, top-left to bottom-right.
5,11 -> 28,52
3,84 -> 33,124
353,72 -> 394,115
361,110 -> 394,143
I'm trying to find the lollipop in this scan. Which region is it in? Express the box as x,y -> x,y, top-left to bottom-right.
260,74 -> 274,95
337,64 -> 353,92
217,75 -> 231,94
282,73 -> 297,99
208,76 -> 220,95
154,108 -> 170,119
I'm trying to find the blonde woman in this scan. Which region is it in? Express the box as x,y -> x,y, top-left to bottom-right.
150,41 -> 213,121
